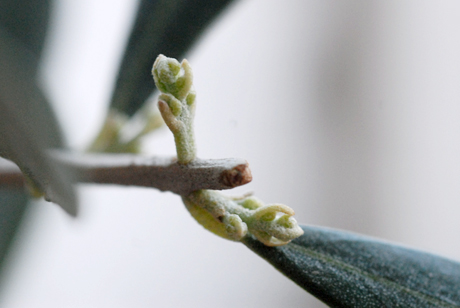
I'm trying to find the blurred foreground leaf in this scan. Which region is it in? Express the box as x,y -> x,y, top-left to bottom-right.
0,0 -> 50,60
0,188 -> 28,272
0,1 -> 76,214
110,0 -> 235,116
0,0 -> 52,275
243,225 -> 460,307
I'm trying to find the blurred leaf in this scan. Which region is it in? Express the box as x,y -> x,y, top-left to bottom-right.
0,1 -> 76,214
110,0 -> 235,116
243,225 -> 460,307
0,0 -> 51,275
0,0 -> 50,65
0,187 -> 28,272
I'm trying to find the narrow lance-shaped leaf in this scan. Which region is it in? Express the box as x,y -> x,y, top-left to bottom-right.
110,0 -> 235,117
243,225 -> 460,308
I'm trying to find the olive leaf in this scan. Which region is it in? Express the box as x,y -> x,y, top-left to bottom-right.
243,225 -> 460,308
0,0 -> 50,61
0,0 -> 76,214
109,0 -> 235,116
0,187 -> 28,272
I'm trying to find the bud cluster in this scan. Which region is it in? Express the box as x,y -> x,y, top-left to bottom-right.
152,54 -> 303,246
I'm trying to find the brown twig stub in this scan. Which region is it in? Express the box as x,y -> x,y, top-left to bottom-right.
220,163 -> 252,188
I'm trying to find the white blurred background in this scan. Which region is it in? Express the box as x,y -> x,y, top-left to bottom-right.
2,1 -> 460,307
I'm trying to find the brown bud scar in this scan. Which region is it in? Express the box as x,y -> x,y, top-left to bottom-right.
220,162 -> 252,188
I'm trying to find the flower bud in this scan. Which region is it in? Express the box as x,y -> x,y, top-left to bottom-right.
152,54 -> 193,100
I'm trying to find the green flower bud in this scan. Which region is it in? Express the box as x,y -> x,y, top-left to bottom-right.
153,54 -> 197,164
152,54 -> 193,100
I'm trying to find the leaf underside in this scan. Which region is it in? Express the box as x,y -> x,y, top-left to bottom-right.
0,0 -> 48,275
0,0 -> 76,213
243,225 -> 460,308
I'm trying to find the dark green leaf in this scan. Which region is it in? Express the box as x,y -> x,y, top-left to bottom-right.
243,225 -> 460,308
0,0 -> 50,66
0,187 -> 28,273
110,0 -> 235,116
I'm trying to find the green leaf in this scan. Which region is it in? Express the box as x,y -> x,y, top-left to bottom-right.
110,0 -> 235,116
0,0 -> 55,274
0,0 -> 50,63
0,187 -> 28,272
243,225 -> 460,308
0,1 -> 77,215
